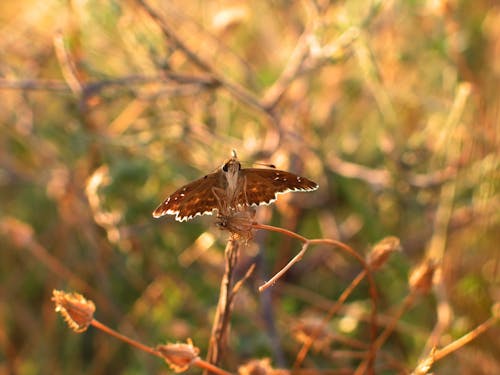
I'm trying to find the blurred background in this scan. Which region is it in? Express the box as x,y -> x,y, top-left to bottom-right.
1,0 -> 499,374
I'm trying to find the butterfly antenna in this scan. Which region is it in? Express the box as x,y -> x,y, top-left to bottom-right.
254,162 -> 276,169
233,150 -> 275,168
239,160 -> 276,169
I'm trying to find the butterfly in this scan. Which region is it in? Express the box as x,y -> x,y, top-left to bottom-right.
152,151 -> 318,222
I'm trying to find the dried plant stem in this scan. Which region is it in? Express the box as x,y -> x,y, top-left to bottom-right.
0,78 -> 70,91
205,239 -> 241,371
432,315 -> 497,361
261,31 -> 312,109
91,319 -> 232,375
53,31 -> 82,96
327,153 -> 456,190
294,270 -> 367,369
354,292 -> 417,375
91,319 -> 160,358
374,293 -> 417,350
0,74 -> 215,95
192,359 -> 234,375
136,0 -> 264,115
260,242 -> 309,292
252,223 -> 378,374
412,314 -> 499,374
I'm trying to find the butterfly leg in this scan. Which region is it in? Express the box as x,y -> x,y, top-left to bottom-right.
212,186 -> 228,213
241,175 -> 250,206
212,186 -> 237,231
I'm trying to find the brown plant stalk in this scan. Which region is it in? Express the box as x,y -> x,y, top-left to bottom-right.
94,319 -> 232,375
205,238 -> 255,372
52,290 -> 232,375
251,222 -> 378,374
413,308 -> 500,374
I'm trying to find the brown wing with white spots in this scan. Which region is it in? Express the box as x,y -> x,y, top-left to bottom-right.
152,172 -> 221,221
238,168 -> 318,206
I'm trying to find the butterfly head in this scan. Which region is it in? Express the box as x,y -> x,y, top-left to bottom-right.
222,158 -> 241,173
221,156 -> 241,195
223,149 -> 241,173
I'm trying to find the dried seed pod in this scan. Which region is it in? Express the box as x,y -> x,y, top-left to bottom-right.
216,208 -> 256,241
367,236 -> 402,270
409,260 -> 437,295
52,290 -> 95,333
156,340 -> 200,373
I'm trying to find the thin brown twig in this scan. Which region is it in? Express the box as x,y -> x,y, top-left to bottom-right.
91,319 -> 233,375
135,0 -> 265,115
374,294 -> 417,350
327,152 -> 457,190
432,315 -> 498,362
294,270 -> 368,369
192,358 -> 234,375
53,31 -> 82,96
232,263 -> 256,295
415,83 -> 469,366
252,222 -> 378,374
0,78 -> 70,91
354,292 -> 417,375
326,153 -> 390,188
412,312 -> 499,374
261,29 -> 313,109
91,319 -> 161,358
0,73 -> 216,94
260,242 -> 309,291
262,0 -> 383,110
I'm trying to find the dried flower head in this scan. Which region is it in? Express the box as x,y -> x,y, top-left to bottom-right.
216,207 -> 256,241
409,260 -> 437,295
52,290 -> 95,333
367,236 -> 402,270
156,340 -> 200,373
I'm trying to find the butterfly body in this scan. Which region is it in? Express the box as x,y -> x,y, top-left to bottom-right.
153,153 -> 318,222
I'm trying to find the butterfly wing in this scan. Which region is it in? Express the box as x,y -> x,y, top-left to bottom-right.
238,168 -> 318,206
152,172 -> 221,221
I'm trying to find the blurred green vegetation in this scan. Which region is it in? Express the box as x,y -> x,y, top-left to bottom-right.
1,0 -> 499,374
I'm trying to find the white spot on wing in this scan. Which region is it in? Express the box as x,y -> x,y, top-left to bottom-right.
175,209 -> 216,222
238,183 -> 319,208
